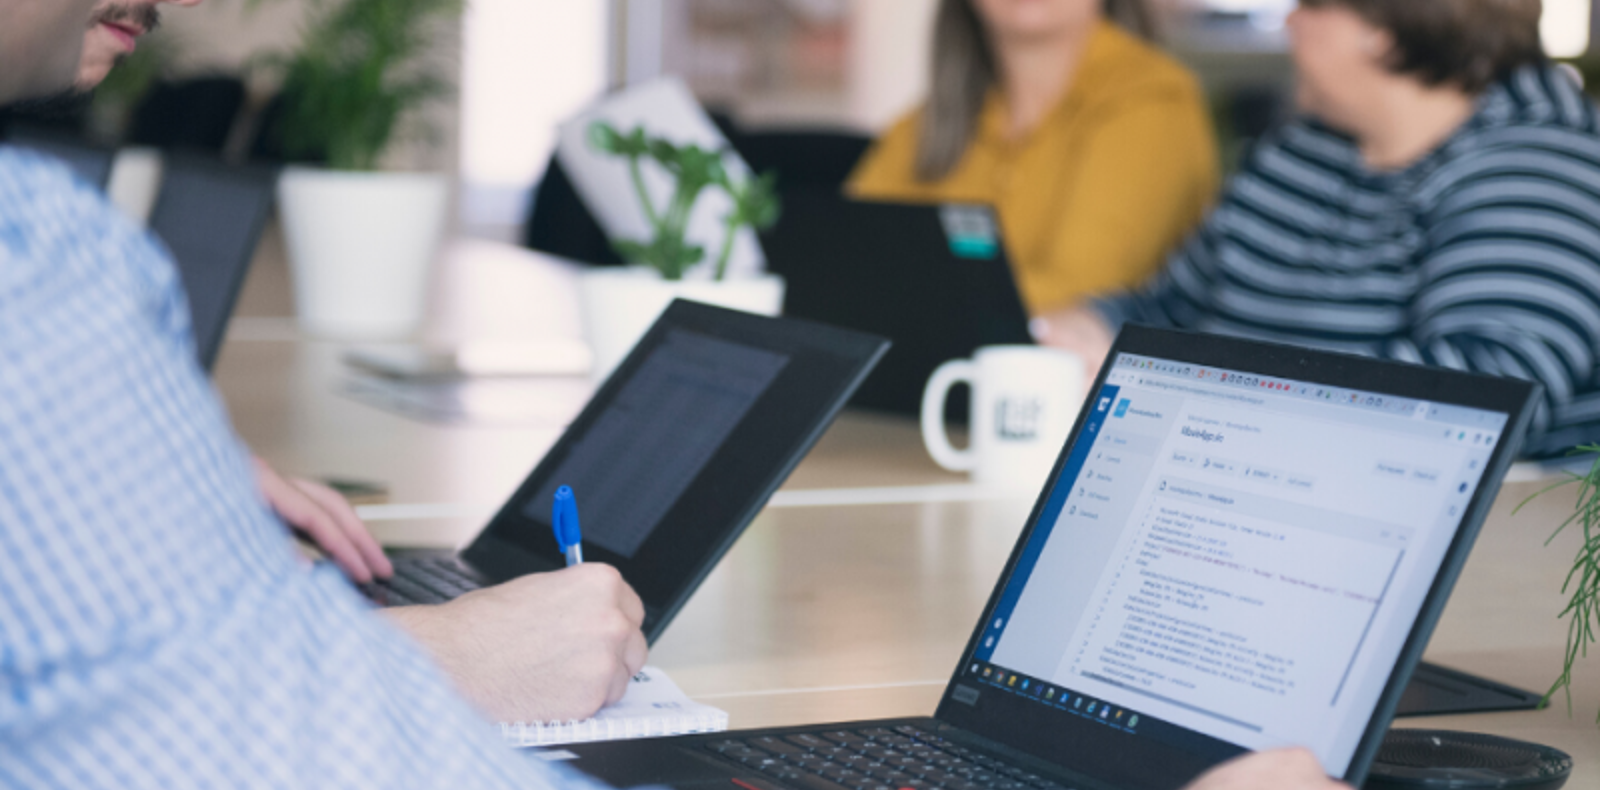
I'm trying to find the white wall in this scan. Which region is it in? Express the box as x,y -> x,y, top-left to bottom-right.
1545,0 -> 1593,59
846,0 -> 938,131
458,0 -> 611,234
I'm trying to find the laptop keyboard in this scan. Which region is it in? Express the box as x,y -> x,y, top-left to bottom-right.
362,555 -> 486,606
704,724 -> 1076,790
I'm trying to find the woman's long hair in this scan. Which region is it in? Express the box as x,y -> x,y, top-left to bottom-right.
915,0 -> 1154,181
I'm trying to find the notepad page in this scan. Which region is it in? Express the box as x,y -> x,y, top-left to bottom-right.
500,666 -> 729,748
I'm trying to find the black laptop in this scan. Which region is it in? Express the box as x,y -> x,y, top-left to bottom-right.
762,195 -> 1032,416
559,325 -> 1539,790
364,300 -> 889,644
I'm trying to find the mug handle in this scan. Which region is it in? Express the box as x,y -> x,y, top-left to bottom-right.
921,360 -> 977,472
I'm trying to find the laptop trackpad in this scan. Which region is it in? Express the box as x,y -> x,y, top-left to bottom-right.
561,739 -> 735,788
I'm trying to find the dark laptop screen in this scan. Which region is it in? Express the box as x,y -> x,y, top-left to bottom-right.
461,300 -> 889,642
937,328 -> 1534,789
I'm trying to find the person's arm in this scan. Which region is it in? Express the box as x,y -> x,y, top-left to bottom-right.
1033,226 -> 1226,378
1390,161 -> 1600,445
1182,749 -> 1348,790
252,456 -> 394,582
385,563 -> 650,723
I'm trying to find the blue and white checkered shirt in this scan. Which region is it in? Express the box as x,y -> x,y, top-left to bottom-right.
0,148 -> 602,788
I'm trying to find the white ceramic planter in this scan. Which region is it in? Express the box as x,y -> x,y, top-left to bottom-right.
277,167 -> 449,338
579,268 -> 785,380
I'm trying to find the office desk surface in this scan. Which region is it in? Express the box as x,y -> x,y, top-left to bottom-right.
219,240 -> 1598,785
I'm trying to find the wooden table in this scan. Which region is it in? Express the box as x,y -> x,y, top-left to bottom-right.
219,239 -> 1599,785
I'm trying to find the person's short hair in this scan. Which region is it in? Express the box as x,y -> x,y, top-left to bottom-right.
1304,0 -> 1545,93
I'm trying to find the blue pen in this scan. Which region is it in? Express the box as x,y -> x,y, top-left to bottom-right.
552,485 -> 583,566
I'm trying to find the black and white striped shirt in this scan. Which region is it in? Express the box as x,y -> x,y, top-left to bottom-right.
1098,64 -> 1600,458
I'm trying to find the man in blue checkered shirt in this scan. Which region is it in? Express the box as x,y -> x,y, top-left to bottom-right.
1,1 -> 651,786
0,2 -> 1346,789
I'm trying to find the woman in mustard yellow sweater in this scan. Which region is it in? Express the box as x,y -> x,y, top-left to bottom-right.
848,0 -> 1219,315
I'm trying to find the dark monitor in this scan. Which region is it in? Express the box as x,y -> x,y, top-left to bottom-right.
146,156 -> 278,372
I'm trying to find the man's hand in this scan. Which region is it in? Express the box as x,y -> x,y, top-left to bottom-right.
1032,304 -> 1115,384
253,456 -> 393,583
385,564 -> 649,723
1183,749 -> 1348,790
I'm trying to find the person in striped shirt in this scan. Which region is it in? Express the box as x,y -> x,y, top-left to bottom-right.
1041,0 -> 1600,458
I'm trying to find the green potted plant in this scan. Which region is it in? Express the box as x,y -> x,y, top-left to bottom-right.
1517,448 -> 1600,723
568,98 -> 785,379
587,121 -> 780,282
266,0 -> 460,338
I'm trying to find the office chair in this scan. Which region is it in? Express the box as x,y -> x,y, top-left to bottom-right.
520,123 -> 870,265
522,156 -> 624,265
128,76 -> 248,154
723,128 -> 871,196
147,155 -> 279,371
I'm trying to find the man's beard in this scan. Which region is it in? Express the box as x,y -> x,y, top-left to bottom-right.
91,1 -> 162,34
2,91 -> 93,120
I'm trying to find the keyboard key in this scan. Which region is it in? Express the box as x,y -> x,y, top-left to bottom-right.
823,731 -> 869,745
380,575 -> 449,604
781,773 -> 855,790
787,734 -> 834,751
749,736 -> 808,756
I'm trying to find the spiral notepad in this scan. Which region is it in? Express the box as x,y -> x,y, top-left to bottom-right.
499,666 -> 728,748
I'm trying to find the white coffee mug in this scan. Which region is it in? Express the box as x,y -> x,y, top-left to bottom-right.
921,346 -> 1085,489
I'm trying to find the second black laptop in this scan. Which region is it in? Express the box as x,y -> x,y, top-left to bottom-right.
762,194 -> 1032,416
364,300 -> 889,645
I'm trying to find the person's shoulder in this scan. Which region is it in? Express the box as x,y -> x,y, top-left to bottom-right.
1080,23 -> 1207,106
1448,64 -> 1600,168
0,145 -> 172,299
847,107 -> 926,194
0,146 -> 107,229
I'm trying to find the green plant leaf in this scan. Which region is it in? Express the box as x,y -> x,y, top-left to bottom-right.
1522,444 -> 1600,724
590,125 -> 783,281
267,0 -> 463,170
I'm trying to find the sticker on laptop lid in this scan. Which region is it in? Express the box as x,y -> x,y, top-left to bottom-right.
940,205 -> 999,260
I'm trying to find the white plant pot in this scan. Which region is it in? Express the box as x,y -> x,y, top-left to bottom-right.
579,267 -> 786,380
278,167 -> 449,339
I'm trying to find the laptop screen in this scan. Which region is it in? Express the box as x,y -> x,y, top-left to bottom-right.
945,348 -> 1516,786
461,300 -> 889,643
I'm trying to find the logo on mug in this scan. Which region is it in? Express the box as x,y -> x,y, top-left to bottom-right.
996,398 -> 1043,441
